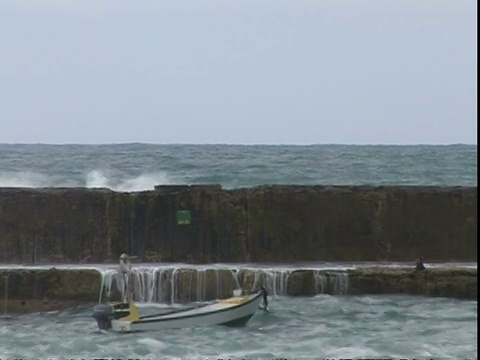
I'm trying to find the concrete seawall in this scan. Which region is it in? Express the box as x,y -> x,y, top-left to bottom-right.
0,186 -> 476,263
0,266 -> 476,314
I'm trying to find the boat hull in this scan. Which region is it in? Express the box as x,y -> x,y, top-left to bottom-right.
106,292 -> 264,332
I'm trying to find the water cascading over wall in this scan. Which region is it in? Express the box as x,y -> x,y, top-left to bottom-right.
98,266 -> 352,304
314,271 -> 349,295
0,266 -> 476,314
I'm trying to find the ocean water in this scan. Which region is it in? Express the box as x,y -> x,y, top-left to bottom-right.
0,143 -> 476,190
0,295 -> 477,359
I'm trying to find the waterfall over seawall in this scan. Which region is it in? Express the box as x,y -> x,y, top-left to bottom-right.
314,271 -> 349,295
98,266 -> 352,304
0,264 -> 476,314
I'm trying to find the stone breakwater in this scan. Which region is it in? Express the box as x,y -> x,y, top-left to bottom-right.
0,185 -> 476,263
0,266 -> 476,314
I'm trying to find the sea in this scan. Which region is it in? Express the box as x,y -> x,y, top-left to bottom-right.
0,143 -> 476,190
0,143 -> 477,360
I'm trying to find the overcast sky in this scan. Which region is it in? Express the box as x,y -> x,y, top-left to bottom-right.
0,0 -> 477,145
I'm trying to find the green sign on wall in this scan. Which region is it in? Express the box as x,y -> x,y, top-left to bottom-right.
176,210 -> 191,225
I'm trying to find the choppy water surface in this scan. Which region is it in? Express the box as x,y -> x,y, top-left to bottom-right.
0,295 -> 476,359
0,144 -> 476,189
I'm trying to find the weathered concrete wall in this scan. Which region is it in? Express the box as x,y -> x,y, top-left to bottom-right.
347,267 -> 477,300
240,268 -> 477,300
0,268 -> 100,313
0,186 -> 476,263
0,267 -> 476,314
245,186 -> 477,262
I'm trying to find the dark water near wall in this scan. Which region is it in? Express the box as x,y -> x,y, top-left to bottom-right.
0,143 -> 476,190
0,295 -> 477,359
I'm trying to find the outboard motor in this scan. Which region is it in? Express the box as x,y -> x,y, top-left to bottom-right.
92,304 -> 114,330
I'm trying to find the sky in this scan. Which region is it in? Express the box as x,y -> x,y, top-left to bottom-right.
0,0 -> 477,145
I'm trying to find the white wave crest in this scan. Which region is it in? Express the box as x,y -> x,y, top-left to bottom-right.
85,170 -> 173,192
85,170 -> 110,188
114,172 -> 172,192
0,170 -> 175,191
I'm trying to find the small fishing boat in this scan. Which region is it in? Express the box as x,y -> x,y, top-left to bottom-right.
92,288 -> 268,332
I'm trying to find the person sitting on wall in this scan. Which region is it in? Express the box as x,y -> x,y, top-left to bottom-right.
415,256 -> 426,271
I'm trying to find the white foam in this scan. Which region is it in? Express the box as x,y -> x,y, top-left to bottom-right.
136,338 -> 168,352
114,172 -> 173,192
85,170 -> 110,188
0,169 -> 175,192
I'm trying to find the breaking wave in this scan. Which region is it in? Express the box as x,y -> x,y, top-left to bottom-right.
0,170 -> 175,192
85,170 -> 173,191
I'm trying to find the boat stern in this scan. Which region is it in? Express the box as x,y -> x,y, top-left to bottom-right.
92,304 -> 115,330
92,302 -> 133,331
